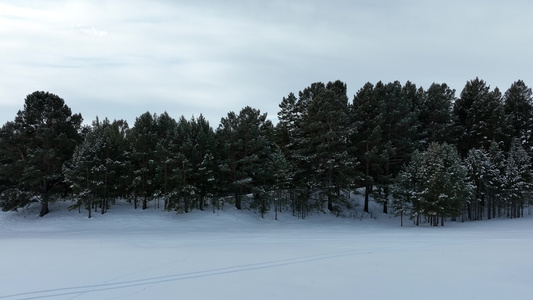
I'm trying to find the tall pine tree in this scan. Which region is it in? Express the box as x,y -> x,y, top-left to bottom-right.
0,91 -> 82,216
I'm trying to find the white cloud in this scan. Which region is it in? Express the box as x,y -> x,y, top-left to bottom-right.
75,24 -> 108,37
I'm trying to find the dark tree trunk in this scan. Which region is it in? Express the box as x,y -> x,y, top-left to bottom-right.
39,200 -> 49,217
363,185 -> 370,213
382,186 -> 389,214
235,192 -> 242,210
142,197 -> 147,210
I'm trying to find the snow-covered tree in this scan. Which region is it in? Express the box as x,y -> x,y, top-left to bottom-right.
63,118 -> 129,217
392,143 -> 469,226
502,139 -> 532,218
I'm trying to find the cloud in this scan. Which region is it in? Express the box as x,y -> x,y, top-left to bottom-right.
2,0 -> 533,127
75,24 -> 108,37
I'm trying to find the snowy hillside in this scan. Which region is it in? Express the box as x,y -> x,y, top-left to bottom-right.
1,202 -> 532,300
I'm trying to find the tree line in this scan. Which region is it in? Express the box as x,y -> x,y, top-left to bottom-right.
1,78 -> 532,225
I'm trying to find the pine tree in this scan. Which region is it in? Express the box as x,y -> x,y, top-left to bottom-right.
174,116 -> 195,212
127,112 -> 158,210
503,80 -> 533,157
453,78 -> 507,156
351,81 -> 419,214
188,114 -> 217,211
301,80 -> 354,212
153,112 -> 179,210
352,82 -> 386,213
393,143 -> 469,226
502,139 -> 532,218
0,91 -> 82,216
464,148 -> 496,221
217,106 -> 275,210
391,151 -> 422,226
63,118 -> 129,217
418,83 -> 455,146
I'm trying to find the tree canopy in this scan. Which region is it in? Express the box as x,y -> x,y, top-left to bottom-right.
1,79 -> 532,225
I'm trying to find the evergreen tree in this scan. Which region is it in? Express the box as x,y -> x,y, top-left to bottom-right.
503,80 -> 533,157
64,118 -> 129,217
419,83 -> 455,146
301,80 -> 355,212
153,112 -> 179,210
62,124 -> 96,217
188,115 -> 217,211
351,81 -> 419,214
0,91 -> 82,216
502,139 -> 532,218
377,81 -> 419,213
172,116 -> 195,212
127,112 -> 158,210
391,151 -> 422,226
453,78 -> 507,156
217,106 -> 275,210
392,143 -> 469,226
351,82 -> 385,213
464,147 -> 498,221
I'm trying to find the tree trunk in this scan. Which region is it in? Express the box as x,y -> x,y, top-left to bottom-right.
199,195 -> 204,211
275,195 -> 278,221
363,185 -> 370,213
39,199 -> 49,217
235,192 -> 242,210
382,186 -> 389,214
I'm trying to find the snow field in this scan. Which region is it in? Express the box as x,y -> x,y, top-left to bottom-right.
1,202 -> 532,300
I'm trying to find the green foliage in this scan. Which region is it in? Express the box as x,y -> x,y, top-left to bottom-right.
392,143 -> 470,226
3,79 -> 533,223
217,106 -> 275,210
453,78 -> 508,156
504,80 -> 533,157
0,91 -> 82,216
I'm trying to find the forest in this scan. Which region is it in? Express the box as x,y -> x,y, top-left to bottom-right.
0,78 -> 532,226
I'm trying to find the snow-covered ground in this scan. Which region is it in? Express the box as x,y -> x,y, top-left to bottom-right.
1,202 -> 532,300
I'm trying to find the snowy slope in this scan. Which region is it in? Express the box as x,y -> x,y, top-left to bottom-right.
1,202 -> 532,300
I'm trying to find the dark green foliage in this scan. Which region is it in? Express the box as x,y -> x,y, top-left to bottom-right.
453,78 -> 508,156
3,79 -> 533,223
393,143 -> 469,226
502,139 -> 532,218
63,118 -> 129,217
351,82 -> 384,213
352,81 -> 419,214
217,106 -> 275,210
0,91 -> 82,216
418,83 -> 455,146
277,81 -> 357,216
127,112 -> 159,210
503,80 -> 533,157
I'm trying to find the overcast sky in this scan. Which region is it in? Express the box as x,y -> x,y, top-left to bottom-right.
2,0 -> 533,127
